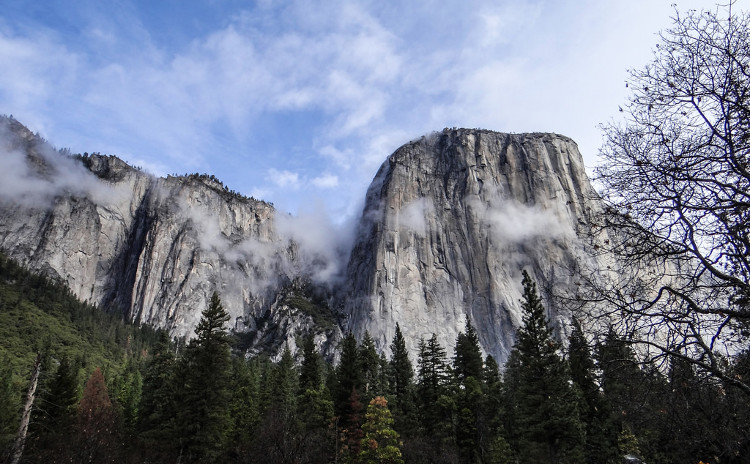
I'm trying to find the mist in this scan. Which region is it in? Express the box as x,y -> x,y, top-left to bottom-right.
0,121 -> 126,208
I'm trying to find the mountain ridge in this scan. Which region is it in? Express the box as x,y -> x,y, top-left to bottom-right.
0,116 -> 608,362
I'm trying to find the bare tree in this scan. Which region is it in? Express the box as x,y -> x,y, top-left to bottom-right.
588,2 -> 750,394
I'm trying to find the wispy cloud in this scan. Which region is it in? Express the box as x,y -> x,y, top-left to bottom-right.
267,168 -> 300,189
311,173 -> 339,189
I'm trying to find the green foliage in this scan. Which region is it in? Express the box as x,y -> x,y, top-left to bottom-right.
359,331 -> 380,401
335,332 -> 362,422
0,357 -> 19,460
2,252 -> 749,462
283,289 -> 337,330
454,319 -> 483,383
504,271 -> 584,464
568,319 -> 619,464
137,331 -> 179,455
299,334 -> 323,392
178,292 -> 234,462
0,252 -> 159,382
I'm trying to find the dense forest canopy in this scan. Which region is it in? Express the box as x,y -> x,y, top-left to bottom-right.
1,253 -> 748,463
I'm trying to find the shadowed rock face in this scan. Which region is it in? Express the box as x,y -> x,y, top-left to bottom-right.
0,117 -> 607,362
342,128 -> 603,362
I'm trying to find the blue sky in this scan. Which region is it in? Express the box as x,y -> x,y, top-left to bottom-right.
0,0 -> 719,219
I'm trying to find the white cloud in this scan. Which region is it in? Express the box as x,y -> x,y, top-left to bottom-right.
399,198 -> 434,236
312,173 -> 339,189
267,168 -> 300,189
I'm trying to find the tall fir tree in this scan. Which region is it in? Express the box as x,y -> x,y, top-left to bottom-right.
453,319 -> 485,463
359,331 -> 380,400
389,324 -> 418,436
138,330 -> 179,458
416,333 -> 455,444
453,318 -> 483,383
568,319 -> 619,464
505,271 -> 584,464
299,334 -> 322,393
178,291 -> 233,462
335,332 -> 362,422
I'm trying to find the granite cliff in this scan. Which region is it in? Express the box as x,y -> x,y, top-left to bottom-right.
0,117 -> 608,362
341,129 -> 605,361
0,116 -> 342,359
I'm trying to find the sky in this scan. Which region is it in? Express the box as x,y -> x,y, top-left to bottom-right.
0,0 -> 723,220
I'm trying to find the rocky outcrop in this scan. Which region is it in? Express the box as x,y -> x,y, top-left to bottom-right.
0,116 -> 341,358
342,129 -> 604,362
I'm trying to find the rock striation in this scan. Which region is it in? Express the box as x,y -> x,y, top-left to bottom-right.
342,129 -> 604,362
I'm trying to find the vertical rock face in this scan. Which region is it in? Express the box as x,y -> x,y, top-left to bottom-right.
342,129 -> 602,362
0,117 -> 341,358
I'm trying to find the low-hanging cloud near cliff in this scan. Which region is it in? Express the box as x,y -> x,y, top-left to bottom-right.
0,121 -> 126,208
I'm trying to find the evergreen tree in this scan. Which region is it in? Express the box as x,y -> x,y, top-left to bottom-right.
0,357 -> 19,460
340,388 -> 365,463
389,324 -> 414,403
299,334 -> 322,392
568,319 -> 619,464
297,333 -> 335,457
505,271 -> 584,464
179,291 -> 233,462
358,396 -> 404,464
481,355 -> 513,464
389,324 -> 418,436
416,334 -> 454,442
138,330 -> 179,457
40,355 -> 79,430
453,319 -> 485,463
453,318 -> 483,383
113,358 -> 142,434
335,332 -> 362,422
359,331 -> 380,400
226,356 -> 260,460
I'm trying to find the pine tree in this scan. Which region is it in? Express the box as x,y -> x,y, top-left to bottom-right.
226,356 -> 260,460
454,318 -> 483,383
568,319 -> 618,464
0,357 -> 19,460
389,324 -> 414,402
272,344 -> 298,422
389,324 -> 417,436
453,319 -> 485,463
113,358 -> 142,434
359,396 -> 404,464
359,331 -> 380,400
179,291 -> 233,462
138,331 -> 179,457
416,334 -> 453,437
299,334 -> 322,392
506,271 -> 584,464
335,332 -> 362,423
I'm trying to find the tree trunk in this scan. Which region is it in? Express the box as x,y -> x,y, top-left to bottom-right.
8,352 -> 42,464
